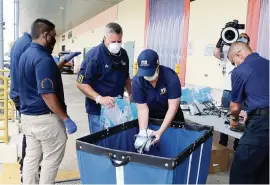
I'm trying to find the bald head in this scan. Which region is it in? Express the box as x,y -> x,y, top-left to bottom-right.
228,41 -> 252,66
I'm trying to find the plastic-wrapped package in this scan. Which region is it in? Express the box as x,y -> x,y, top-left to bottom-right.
100,97 -> 138,129
181,87 -> 213,104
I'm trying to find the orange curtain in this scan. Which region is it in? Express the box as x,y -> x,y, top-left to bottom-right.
144,0 -> 150,48
246,0 -> 261,51
179,0 -> 190,87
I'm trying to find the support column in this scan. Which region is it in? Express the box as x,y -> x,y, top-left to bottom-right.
0,0 -> 4,70
14,0 -> 19,41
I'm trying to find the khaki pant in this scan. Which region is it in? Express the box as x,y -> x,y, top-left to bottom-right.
21,113 -> 67,184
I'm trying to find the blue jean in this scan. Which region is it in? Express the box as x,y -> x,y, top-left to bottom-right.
88,114 -> 102,134
221,90 -> 231,108
220,90 -> 239,149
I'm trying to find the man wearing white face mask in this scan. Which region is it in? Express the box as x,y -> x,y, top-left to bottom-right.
213,33 -> 250,151
77,22 -> 132,133
132,49 -> 185,150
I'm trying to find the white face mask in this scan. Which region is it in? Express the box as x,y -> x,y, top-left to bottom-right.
108,43 -> 121,54
144,69 -> 159,81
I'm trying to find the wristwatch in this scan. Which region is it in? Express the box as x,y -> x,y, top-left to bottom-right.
230,115 -> 239,122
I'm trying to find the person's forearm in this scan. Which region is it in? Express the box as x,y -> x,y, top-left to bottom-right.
213,47 -> 221,59
137,105 -> 149,129
125,77 -> 132,95
57,59 -> 66,69
41,93 -> 68,121
159,106 -> 179,134
230,102 -> 241,117
77,83 -> 99,101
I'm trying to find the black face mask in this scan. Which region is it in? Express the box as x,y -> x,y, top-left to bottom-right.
44,34 -> 56,54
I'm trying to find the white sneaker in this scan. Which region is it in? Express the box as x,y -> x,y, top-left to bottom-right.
134,129 -> 155,153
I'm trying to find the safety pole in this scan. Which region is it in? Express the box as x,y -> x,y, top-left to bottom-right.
14,0 -> 19,40
133,61 -> 138,76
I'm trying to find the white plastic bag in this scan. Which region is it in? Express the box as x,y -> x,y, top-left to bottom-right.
100,97 -> 138,129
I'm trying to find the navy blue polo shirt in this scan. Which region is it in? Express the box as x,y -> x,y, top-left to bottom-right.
132,65 -> 182,118
231,52 -> 269,113
18,42 -> 66,115
77,42 -> 129,115
10,32 -> 32,100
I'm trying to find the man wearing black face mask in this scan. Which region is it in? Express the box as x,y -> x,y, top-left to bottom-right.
18,19 -> 78,184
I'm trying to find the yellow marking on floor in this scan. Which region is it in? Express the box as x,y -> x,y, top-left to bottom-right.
56,171 -> 80,181
0,163 -> 80,184
0,163 -> 20,184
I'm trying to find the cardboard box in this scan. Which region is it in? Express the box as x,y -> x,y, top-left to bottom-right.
209,142 -> 229,173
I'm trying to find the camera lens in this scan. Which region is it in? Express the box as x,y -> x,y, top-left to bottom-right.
225,30 -> 235,41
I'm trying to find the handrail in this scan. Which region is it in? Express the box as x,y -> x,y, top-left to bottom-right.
0,76 -> 9,144
0,69 -> 10,73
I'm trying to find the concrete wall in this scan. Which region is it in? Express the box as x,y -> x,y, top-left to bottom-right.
55,0 -> 248,95
117,0 -> 146,58
185,0 -> 248,90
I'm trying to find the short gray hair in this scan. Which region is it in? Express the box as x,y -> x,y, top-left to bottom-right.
104,22 -> 123,36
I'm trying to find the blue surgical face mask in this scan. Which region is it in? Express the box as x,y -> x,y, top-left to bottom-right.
238,37 -> 248,44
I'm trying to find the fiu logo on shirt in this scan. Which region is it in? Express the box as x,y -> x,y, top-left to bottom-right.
160,87 -> 167,95
140,60 -> 149,67
41,78 -> 54,89
77,74 -> 84,83
121,60 -> 127,66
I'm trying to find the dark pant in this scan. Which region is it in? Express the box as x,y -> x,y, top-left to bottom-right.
11,97 -> 26,174
219,133 -> 239,150
230,114 -> 269,184
219,90 -> 239,149
150,108 -> 185,122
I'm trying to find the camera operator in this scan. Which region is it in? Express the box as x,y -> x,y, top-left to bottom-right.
213,32 -> 250,151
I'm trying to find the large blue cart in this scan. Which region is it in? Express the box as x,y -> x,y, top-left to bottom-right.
76,118 -> 213,184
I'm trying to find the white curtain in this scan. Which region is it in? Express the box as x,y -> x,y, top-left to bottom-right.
257,0 -> 269,59
146,0 -> 185,70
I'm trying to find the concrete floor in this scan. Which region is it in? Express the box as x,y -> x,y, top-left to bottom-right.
58,74 -> 89,172
1,73 -> 236,184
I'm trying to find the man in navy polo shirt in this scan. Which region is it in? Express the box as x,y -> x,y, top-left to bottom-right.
77,22 -> 132,133
9,32 -> 32,180
132,49 -> 184,145
19,19 -> 78,184
227,41 -> 269,184
213,33 -> 250,150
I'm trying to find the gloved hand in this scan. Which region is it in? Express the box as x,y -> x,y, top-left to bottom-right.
134,129 -> 155,153
64,52 -> 81,62
216,37 -> 223,48
64,117 -> 77,134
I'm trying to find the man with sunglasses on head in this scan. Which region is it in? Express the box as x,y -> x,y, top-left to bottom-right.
227,41 -> 269,184
18,18 -> 79,184
213,33 -> 250,151
77,22 -> 132,133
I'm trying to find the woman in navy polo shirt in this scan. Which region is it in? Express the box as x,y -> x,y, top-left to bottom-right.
132,49 -> 185,144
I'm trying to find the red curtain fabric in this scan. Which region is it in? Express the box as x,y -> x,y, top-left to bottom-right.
179,0 -> 190,87
246,0 -> 261,51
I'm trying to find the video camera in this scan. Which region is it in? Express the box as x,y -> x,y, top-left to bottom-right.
221,19 -> 245,45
